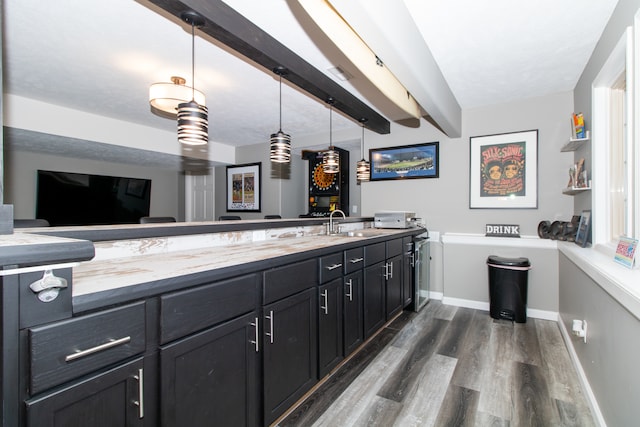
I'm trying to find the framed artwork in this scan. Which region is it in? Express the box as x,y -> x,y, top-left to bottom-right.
469,130 -> 538,208
574,210 -> 591,247
369,142 -> 439,181
226,162 -> 261,212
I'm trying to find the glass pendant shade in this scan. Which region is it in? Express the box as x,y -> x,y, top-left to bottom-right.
270,67 -> 291,163
270,130 -> 292,163
178,100 -> 209,145
322,100 -> 339,173
357,119 -> 370,182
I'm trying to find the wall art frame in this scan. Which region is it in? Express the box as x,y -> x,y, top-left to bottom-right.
226,162 -> 261,212
469,129 -> 538,209
369,142 -> 439,181
575,209 -> 591,247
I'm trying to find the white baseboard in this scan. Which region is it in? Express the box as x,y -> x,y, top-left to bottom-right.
429,291 -> 444,301
441,296 -> 558,321
558,315 -> 607,427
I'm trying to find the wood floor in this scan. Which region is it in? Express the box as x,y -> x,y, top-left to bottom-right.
279,301 -> 595,427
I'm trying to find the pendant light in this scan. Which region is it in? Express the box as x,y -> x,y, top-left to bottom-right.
356,118 -> 370,182
322,98 -> 339,174
270,67 -> 292,163
177,11 -> 208,146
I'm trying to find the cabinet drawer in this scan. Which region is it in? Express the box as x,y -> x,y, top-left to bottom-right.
344,247 -> 365,274
319,252 -> 343,283
386,238 -> 403,258
29,301 -> 146,395
364,242 -> 385,266
160,274 -> 259,344
264,259 -> 317,304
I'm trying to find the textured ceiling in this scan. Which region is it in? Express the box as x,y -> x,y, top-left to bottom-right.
2,0 -> 619,166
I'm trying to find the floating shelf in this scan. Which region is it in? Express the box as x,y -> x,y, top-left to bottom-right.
562,186 -> 591,195
561,131 -> 590,152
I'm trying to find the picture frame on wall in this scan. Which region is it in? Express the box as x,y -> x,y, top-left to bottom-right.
574,210 -> 591,247
469,129 -> 538,209
226,162 -> 261,212
369,142 -> 439,181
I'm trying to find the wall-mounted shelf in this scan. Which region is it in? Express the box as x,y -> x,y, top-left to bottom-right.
563,186 -> 591,195
561,131 -> 590,152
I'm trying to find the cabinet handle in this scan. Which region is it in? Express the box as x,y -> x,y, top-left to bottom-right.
410,252 -> 416,268
326,263 -> 343,271
250,317 -> 259,352
320,290 -> 329,314
389,262 -> 394,279
132,368 -> 144,419
265,310 -> 274,344
383,263 -> 390,280
349,257 -> 364,264
345,279 -> 353,301
65,336 -> 131,362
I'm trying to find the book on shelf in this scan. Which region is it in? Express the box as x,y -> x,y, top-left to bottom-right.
572,112 -> 586,139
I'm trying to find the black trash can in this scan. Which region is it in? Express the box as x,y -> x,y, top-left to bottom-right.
487,255 -> 531,323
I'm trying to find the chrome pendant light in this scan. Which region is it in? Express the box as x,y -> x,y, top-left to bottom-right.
356,118 -> 370,183
270,67 -> 292,163
322,98 -> 339,174
177,11 -> 208,146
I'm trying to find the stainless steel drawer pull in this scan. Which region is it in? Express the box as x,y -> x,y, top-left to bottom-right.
326,263 -> 343,271
349,257 -> 364,264
250,317 -> 259,352
132,368 -> 144,418
65,336 -> 131,362
383,263 -> 390,280
345,279 -> 353,301
320,290 -> 329,314
265,311 -> 274,344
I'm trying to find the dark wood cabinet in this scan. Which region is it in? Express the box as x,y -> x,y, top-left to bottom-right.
343,270 -> 364,356
363,261 -> 386,339
385,254 -> 403,318
263,288 -> 317,425
318,277 -> 343,377
25,357 -> 146,427
159,311 -> 259,427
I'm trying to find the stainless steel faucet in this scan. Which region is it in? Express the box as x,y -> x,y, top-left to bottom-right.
329,209 -> 346,234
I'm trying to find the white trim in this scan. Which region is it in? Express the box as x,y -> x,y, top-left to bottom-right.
558,314 -> 607,427
429,291 -> 444,300
441,296 -> 558,321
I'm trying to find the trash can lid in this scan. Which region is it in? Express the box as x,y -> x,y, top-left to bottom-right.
486,255 -> 530,267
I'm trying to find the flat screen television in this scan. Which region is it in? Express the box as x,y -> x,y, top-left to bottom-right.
36,170 -> 151,226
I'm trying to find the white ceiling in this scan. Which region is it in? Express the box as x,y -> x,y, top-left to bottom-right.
3,0 -> 619,156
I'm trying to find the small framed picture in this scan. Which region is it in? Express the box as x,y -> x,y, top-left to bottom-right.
614,236 -> 638,268
574,210 -> 591,247
226,162 -> 261,212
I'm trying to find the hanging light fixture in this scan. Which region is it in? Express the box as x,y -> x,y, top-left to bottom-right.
177,11 -> 208,146
149,76 -> 206,118
270,67 -> 292,163
322,98 -> 339,174
357,118 -> 370,183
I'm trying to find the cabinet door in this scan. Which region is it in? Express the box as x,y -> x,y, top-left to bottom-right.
160,312 -> 259,427
263,288 -> 317,425
343,270 -> 364,356
26,357 -> 145,427
318,278 -> 343,378
363,261 -> 386,339
386,255 -> 403,319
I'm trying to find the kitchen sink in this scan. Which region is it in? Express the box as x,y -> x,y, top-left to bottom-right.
331,229 -> 384,238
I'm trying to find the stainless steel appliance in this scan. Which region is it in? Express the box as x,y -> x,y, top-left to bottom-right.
374,211 -> 417,229
413,232 -> 430,311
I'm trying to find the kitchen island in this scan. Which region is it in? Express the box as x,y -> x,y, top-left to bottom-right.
1,217 -> 425,426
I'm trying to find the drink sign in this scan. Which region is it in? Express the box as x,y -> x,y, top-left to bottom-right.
485,224 -> 520,238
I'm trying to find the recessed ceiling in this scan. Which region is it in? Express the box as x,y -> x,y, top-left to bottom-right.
3,0 -> 619,160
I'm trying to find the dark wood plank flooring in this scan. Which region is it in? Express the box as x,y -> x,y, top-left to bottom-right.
278,301 -> 594,427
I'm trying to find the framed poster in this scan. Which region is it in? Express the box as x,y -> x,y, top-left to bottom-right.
369,142 -> 439,181
469,130 -> 538,208
614,236 -> 638,268
574,210 -> 591,247
226,162 -> 261,212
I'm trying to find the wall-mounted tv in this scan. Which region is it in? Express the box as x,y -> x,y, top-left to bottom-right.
36,170 -> 151,226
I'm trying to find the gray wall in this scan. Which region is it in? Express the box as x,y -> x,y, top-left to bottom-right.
4,149 -> 183,221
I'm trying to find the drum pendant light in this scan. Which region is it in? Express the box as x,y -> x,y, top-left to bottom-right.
322,98 -> 339,174
270,67 -> 292,163
356,118 -> 370,182
177,11 -> 209,146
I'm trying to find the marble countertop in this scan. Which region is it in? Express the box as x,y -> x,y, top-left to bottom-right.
72,228 -> 417,298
